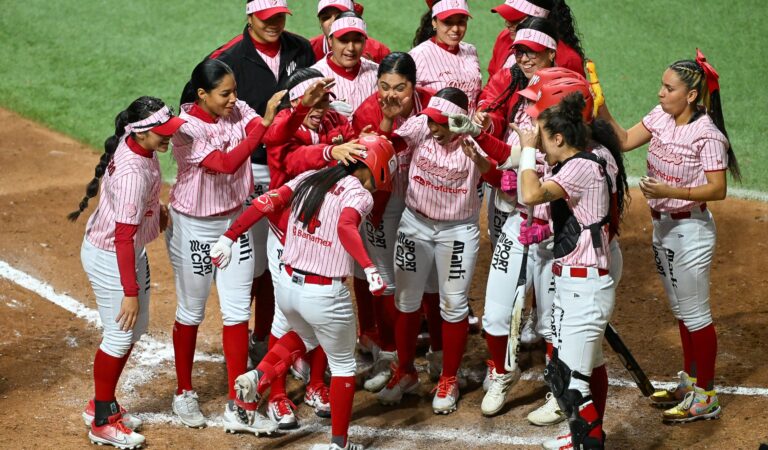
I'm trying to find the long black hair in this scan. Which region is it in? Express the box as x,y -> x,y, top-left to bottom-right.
590,118 -> 630,232
669,59 -> 740,181
413,0 -> 440,46
277,67 -> 326,112
67,97 -> 167,222
378,52 -> 417,86
179,58 -> 235,106
433,86 -> 469,111
549,0 -> 585,60
483,17 -> 557,122
291,163 -> 364,229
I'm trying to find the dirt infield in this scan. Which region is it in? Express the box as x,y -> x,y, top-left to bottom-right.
1,107 -> 767,449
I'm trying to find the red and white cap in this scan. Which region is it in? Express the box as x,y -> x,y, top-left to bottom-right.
525,78 -> 594,123
513,27 -> 557,52
491,0 -> 549,22
432,0 -> 472,21
317,0 -> 353,15
124,106 -> 186,137
246,0 -> 292,20
330,15 -> 367,38
518,67 -> 585,102
419,96 -> 467,125
354,135 -> 397,191
288,76 -> 336,102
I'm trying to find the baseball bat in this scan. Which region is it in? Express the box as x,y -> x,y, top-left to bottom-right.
504,208 -> 534,372
604,323 -> 655,397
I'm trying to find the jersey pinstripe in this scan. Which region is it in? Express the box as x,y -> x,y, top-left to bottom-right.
256,49 -> 281,80
409,40 -> 482,113
311,56 -> 379,113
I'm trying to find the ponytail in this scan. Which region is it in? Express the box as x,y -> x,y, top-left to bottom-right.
68,96 -> 166,221
291,163 -> 362,229
549,0 -> 585,60
413,1 -> 438,46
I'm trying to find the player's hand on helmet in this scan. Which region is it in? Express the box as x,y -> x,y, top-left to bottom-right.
472,111 -> 491,130
379,94 -> 409,120
364,266 -> 387,296
508,123 -> 540,149
639,176 -> 670,199
500,170 -> 518,196
262,90 -> 288,127
460,138 -> 491,174
519,221 -> 552,246
444,112 -> 481,137
211,235 -> 234,269
330,100 -> 354,117
358,124 -> 378,139
302,78 -> 336,108
332,141 -> 366,166
116,296 -> 140,332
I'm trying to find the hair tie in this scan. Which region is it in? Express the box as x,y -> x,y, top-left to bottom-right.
695,48 -> 720,94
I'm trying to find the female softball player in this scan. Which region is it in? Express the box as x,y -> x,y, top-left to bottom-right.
69,97 -> 185,448
599,49 -> 738,423
487,0 -> 585,79
212,135 -> 396,450
350,52 -> 436,392
168,58 -> 283,434
311,0 -> 390,63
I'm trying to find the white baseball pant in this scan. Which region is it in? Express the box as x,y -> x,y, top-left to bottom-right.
166,208 -> 254,326
394,208 -> 480,323
81,239 -> 150,358
484,185 -> 512,249
245,163 -> 271,278
267,228 -> 291,338
357,194 -> 407,295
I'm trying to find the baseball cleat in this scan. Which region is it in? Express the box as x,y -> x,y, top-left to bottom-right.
432,376 -> 460,414
304,383 -> 332,418
481,367 -> 521,416
377,369 -> 420,405
327,442 -> 365,450
527,392 -> 566,426
88,414 -> 145,449
234,370 -> 263,404
483,360 -> 497,392
290,355 -> 311,385
541,433 -> 571,450
247,334 -> 268,370
267,396 -> 299,430
83,399 -> 142,431
662,387 -> 721,423
520,309 -> 542,346
222,400 -> 278,435
651,371 -> 696,408
364,350 -> 397,393
172,390 -> 207,428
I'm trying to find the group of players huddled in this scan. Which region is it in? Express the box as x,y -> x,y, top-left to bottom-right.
69,0 -> 738,449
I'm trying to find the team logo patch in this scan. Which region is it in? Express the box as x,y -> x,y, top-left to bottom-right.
190,240 -> 212,276
395,232 -> 416,272
449,240 -> 466,280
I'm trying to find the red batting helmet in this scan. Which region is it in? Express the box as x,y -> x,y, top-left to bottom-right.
353,135 -> 397,191
525,78 -> 594,123
518,67 -> 586,102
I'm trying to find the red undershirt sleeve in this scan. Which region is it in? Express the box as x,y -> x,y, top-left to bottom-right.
114,222 -> 140,297
474,131 -> 511,163
482,166 -> 503,188
200,120 -> 267,174
224,185 -> 293,241
338,207 -> 373,269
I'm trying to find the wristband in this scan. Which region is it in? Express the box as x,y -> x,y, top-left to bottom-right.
518,147 -> 537,173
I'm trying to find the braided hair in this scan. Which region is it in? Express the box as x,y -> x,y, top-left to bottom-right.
669,59 -> 740,181
67,97 -> 166,222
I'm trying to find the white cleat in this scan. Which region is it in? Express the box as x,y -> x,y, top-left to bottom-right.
542,433 -> 572,450
304,384 -> 332,418
222,401 -> 278,436
482,360 -> 497,392
527,392 -> 566,426
289,355 -> 311,385
267,396 -> 299,430
364,351 -> 397,393
247,334 -> 269,370
521,309 -> 542,346
327,442 -> 365,450
234,370 -> 263,404
432,376 -> 460,414
377,371 -> 420,405
83,399 -> 142,431
172,390 -> 207,428
88,416 -> 145,449
481,367 -> 521,416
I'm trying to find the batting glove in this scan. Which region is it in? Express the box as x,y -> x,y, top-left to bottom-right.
330,100 -> 354,117
211,235 -> 234,269
443,112 -> 482,137
500,170 -> 518,196
519,221 -> 552,246
364,266 -> 387,296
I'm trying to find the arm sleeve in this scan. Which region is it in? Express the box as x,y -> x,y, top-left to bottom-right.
224,185 -> 293,241
284,144 -> 335,177
200,121 -> 268,174
114,222 -> 140,296
482,166 -> 503,188
474,131 -> 511,163
337,207 -> 374,269
264,104 -> 311,146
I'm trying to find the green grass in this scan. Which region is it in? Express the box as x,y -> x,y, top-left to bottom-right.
1,1 -> 766,190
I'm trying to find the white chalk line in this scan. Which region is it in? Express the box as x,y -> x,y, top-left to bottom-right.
627,176 -> 768,202
3,259 -> 768,448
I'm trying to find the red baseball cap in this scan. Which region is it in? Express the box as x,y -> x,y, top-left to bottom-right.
525,78 -> 594,123
419,96 -> 467,125
247,0 -> 292,20
432,0 -> 472,21
491,0 -> 550,22
519,67 -> 585,102
317,0 -> 353,15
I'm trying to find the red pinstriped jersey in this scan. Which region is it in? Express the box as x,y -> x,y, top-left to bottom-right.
549,157 -> 611,269
281,171 -> 374,277
311,55 -> 379,113
642,105 -> 728,213
395,115 -> 481,222
409,39 -> 482,113
85,138 -> 161,251
170,100 -> 258,217
256,49 -> 280,80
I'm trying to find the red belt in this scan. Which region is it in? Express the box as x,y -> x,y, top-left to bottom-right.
651,203 -> 707,220
285,265 -> 345,286
552,263 -> 609,278
519,211 -> 550,226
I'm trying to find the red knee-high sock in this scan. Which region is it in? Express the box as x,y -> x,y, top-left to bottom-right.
117,344 -> 134,374
589,364 -> 608,421
545,341 -> 554,362
266,334 -> 287,400
353,277 -> 377,340
423,293 -> 443,351
330,376 -> 356,447
678,320 -> 695,376
173,321 -> 199,394
690,323 -> 717,390
577,400 -> 604,443
223,322 -> 250,400
255,331 -> 307,395
484,333 -> 508,374
441,317 -> 469,378
93,349 -> 125,402
374,294 -> 397,351
395,309 -> 422,374
252,272 -> 275,341
309,346 -> 329,388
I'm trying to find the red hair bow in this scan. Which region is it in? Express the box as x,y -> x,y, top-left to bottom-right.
696,48 -> 720,94
353,2 -> 364,16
